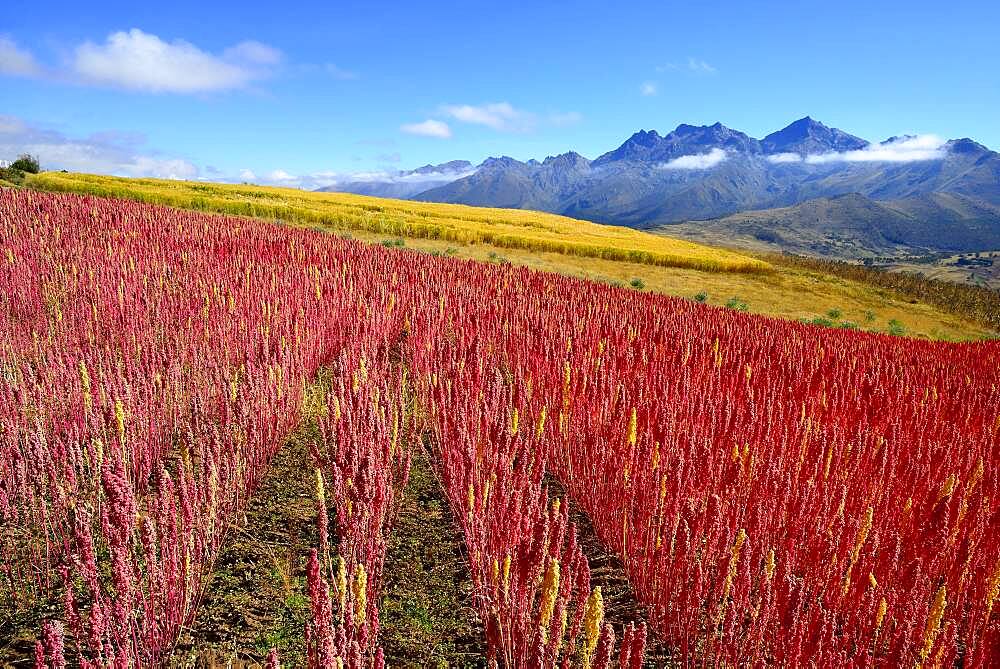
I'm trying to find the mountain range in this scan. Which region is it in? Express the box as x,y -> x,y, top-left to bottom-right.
320,117 -> 1000,259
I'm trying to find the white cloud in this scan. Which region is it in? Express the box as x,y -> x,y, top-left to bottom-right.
222,40 -> 283,65
804,134 -> 946,164
72,29 -> 281,93
660,147 -> 728,170
400,119 -> 452,139
265,169 -> 297,182
656,57 -> 718,75
640,81 -> 658,96
767,152 -> 803,164
3,30 -> 353,95
686,57 -> 717,74
439,102 -> 579,133
238,163 -> 477,192
128,156 -> 200,180
441,102 -> 534,132
0,37 -> 41,77
336,168 -> 475,185
0,114 -> 198,179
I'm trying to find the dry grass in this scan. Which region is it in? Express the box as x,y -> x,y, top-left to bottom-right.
27,172 -> 769,274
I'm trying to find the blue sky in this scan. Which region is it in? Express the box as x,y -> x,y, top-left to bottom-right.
1,0 -> 997,188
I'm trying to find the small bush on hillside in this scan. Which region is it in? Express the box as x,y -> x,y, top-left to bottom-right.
629,277 -> 645,290
694,291 -> 708,303
864,310 -> 876,322
838,321 -> 859,330
726,297 -> 749,311
380,238 -> 405,248
888,319 -> 906,336
827,308 -> 842,319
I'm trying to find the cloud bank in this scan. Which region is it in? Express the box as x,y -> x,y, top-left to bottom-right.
239,164 -> 477,191
768,135 -> 948,165
808,135 -> 946,164
660,147 -> 728,170
0,114 -> 199,178
0,113 -> 475,192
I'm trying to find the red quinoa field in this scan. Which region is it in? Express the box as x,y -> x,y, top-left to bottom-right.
2,189 -> 998,667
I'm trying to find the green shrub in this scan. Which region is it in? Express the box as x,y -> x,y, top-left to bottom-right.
10,153 -> 40,174
888,319 -> 906,336
863,310 -> 876,322
629,277 -> 645,290
694,291 -> 708,303
725,297 -> 749,311
486,251 -> 510,265
827,308 -> 842,319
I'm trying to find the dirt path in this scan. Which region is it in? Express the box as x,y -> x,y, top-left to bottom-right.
0,599 -> 61,668
546,476 -> 674,668
379,444 -> 487,668
169,387 -> 324,669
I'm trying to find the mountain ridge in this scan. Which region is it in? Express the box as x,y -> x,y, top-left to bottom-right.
325,118 -> 1000,259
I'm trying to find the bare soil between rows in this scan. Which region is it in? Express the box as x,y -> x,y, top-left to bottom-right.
545,476 -> 674,668
172,416 -> 486,667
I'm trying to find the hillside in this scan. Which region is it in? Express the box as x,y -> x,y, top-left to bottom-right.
20,173 -> 996,341
653,192 -> 1000,259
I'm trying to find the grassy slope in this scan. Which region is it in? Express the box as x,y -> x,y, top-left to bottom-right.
22,173 -> 991,341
